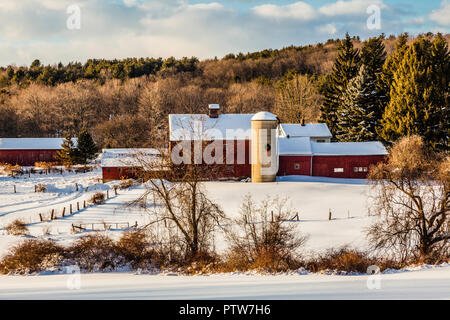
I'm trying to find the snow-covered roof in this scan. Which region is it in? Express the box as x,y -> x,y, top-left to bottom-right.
310,141 -> 388,156
279,137 -> 312,155
279,123 -> 332,138
278,138 -> 387,156
0,138 -> 76,150
169,114 -> 254,141
101,148 -> 160,167
251,111 -> 278,121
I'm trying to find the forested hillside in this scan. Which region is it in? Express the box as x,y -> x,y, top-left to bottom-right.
0,33 -> 448,150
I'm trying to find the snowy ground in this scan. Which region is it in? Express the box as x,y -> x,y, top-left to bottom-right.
1,264 -> 449,299
1,169 -> 448,299
0,169 -> 374,256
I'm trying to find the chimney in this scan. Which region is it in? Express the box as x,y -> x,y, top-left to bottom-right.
208,104 -> 220,118
301,118 -> 305,126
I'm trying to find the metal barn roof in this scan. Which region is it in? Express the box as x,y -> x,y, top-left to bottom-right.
0,138 -> 76,150
279,123 -> 332,138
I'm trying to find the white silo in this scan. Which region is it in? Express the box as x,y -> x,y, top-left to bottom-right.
251,112 -> 279,183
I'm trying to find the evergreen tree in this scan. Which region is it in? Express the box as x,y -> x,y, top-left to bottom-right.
379,35 -> 449,150
56,133 -> 77,165
377,33 -> 409,138
76,129 -> 98,164
321,33 -> 361,138
337,66 -> 377,142
359,35 -> 387,139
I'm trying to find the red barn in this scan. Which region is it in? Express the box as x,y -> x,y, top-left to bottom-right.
0,138 -> 75,166
167,105 -> 388,180
101,148 -> 161,182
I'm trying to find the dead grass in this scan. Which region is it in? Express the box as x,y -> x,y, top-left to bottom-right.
4,219 -> 29,236
90,192 -> 105,205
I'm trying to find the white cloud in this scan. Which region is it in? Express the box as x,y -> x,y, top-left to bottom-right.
0,0 -> 445,66
429,1 -> 450,26
316,23 -> 338,35
252,2 -> 316,21
319,0 -> 387,16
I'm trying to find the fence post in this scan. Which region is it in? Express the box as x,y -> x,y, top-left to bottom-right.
51,209 -> 55,220
328,209 -> 332,221
39,213 -> 43,222
70,204 -> 72,214
75,183 -> 78,191
77,202 -> 80,211
13,185 -> 16,193
107,190 -> 109,199
62,207 -> 65,217
114,187 -> 117,196
83,200 -> 86,208
35,185 -> 37,193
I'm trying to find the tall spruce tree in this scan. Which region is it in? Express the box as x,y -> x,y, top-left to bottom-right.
379,35 -> 449,150
321,33 -> 360,138
337,66 -> 377,142
76,129 -> 98,164
56,133 -> 77,165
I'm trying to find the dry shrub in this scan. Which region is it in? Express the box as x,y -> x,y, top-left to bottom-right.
90,192 -> 105,204
116,230 -> 156,269
67,234 -> 123,272
224,195 -> 307,272
0,164 -> 23,176
306,247 -> 400,274
0,239 -> 64,274
119,179 -> 134,189
35,183 -> 46,193
4,219 -> 29,236
35,162 -> 58,172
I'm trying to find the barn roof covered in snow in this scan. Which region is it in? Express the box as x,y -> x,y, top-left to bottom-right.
251,111 -> 278,121
310,141 -> 388,156
279,123 -> 332,138
278,137 -> 312,155
101,148 -> 161,167
169,114 -> 254,141
0,138 -> 76,150
278,139 -> 388,156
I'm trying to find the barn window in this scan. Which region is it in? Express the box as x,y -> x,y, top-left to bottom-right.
316,139 -> 326,143
334,168 -> 344,173
107,168 -> 111,172
354,167 -> 368,173
118,168 -> 122,172
294,163 -> 300,170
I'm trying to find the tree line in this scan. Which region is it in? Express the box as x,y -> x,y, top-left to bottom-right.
321,33 -> 449,151
0,33 -> 448,151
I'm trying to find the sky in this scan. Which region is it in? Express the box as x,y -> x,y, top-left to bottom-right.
0,0 -> 448,66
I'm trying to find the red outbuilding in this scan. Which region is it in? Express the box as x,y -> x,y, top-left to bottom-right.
0,138 -> 75,166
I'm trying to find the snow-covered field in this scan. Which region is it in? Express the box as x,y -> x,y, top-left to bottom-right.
1,169 -> 448,299
1,264 -> 449,299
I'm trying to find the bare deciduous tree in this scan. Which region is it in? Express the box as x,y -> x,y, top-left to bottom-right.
131,147 -> 226,261
225,194 -> 308,271
367,135 -> 449,263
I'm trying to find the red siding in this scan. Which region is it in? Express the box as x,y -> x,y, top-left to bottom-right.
278,156 -> 311,176
0,150 -> 59,166
169,140 -> 252,180
102,167 -> 137,182
311,155 -> 386,179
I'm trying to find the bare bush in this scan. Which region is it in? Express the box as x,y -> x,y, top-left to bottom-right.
35,183 -> 46,193
4,219 -> 29,236
367,135 -> 449,264
224,195 -> 308,272
90,192 -> 105,205
119,179 -> 134,189
67,234 -> 123,272
305,247 -> 399,274
0,239 -> 64,274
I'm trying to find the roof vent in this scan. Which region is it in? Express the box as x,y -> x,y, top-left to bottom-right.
208,104 -> 219,118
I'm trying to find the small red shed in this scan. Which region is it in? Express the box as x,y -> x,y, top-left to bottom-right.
0,138 -> 75,166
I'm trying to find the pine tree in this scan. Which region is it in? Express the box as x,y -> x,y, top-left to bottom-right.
337,66 -> 377,142
321,33 -> 360,138
359,35 -> 387,139
56,133 -> 77,166
379,35 -> 449,150
76,129 -> 98,164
